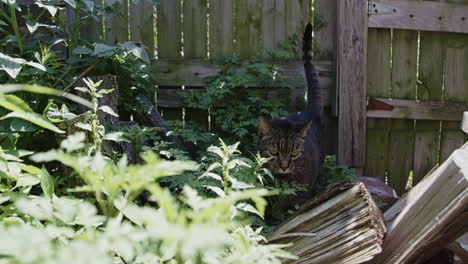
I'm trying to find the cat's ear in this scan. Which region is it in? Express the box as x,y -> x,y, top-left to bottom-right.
299,121 -> 313,138
258,116 -> 273,136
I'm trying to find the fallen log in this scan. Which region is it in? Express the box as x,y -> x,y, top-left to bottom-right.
267,182 -> 386,264
371,143 -> 468,264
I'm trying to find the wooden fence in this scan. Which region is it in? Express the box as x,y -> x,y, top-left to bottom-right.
78,0 -> 468,195
80,0 -> 338,154
364,0 -> 468,194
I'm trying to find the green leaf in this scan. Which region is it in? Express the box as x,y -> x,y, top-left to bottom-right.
0,84 -> 93,109
0,52 -> 23,78
103,132 -> 130,142
99,105 -> 118,117
35,2 -> 58,16
0,112 -> 64,134
120,42 -> 150,64
236,203 -> 263,218
20,165 -> 41,175
73,46 -> 93,55
38,166 -> 54,197
0,94 -> 34,113
16,175 -> 40,187
25,20 -> 38,33
205,186 -> 225,197
0,21 -> 7,26
63,0 -> 76,8
74,122 -> 92,131
93,43 -> 115,57
60,132 -> 86,152
10,118 -> 37,132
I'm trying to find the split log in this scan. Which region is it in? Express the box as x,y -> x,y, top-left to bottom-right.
358,176 -> 399,212
267,182 -> 386,264
371,143 -> 468,264
462,111 -> 468,134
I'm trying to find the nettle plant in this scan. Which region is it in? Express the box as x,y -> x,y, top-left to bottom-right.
0,85 -> 296,263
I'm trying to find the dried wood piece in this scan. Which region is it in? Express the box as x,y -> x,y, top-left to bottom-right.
462,112 -> 468,134
372,143 -> 468,264
358,176 -> 399,212
268,182 -> 386,264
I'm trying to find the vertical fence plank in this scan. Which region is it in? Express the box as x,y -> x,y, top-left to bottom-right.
105,0 -> 128,44
336,0 -> 367,173
184,0 -> 209,129
235,0 -> 261,57
261,0 -> 275,51
285,0 -> 310,58
274,0 -> 286,45
80,0 -> 103,41
387,27 -> 418,194
364,28 -> 391,180
158,0 -> 181,58
157,0 -> 182,121
183,0 -> 207,58
314,0 -> 336,60
441,31 -> 468,162
413,27 -> 445,185
210,0 -> 233,57
130,0 -> 155,57
314,0 -> 337,156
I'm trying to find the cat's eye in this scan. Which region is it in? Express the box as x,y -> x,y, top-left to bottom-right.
269,149 -> 279,156
290,152 -> 300,158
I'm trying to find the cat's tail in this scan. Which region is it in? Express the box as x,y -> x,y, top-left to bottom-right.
302,23 -> 320,119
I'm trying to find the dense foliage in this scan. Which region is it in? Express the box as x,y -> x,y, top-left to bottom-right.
0,1 -> 358,262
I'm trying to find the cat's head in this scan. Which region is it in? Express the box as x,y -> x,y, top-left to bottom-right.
257,116 -> 312,176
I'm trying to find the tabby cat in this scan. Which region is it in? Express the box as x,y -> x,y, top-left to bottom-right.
257,23 -> 321,206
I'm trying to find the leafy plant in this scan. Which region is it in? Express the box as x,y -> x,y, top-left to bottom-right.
313,155 -> 358,195
180,55 -> 302,154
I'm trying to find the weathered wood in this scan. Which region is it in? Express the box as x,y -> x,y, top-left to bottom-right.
235,0 -> 261,57
157,0 -> 181,58
156,84 -> 330,109
337,0 -> 367,168
268,182 -> 386,264
364,119 -> 390,181
387,24 -> 418,194
209,0 -> 234,57
157,0 -> 182,121
413,25 -> 445,185
183,0 -> 207,58
463,112 -> 468,134
374,143 -> 468,264
368,0 -> 468,34
441,122 -> 467,162
130,0 -> 154,56
285,0 -> 310,58
314,0 -> 337,60
387,120 -> 415,195
364,28 -> 391,180
104,0 -> 128,44
441,29 -> 468,163
366,98 -> 468,121
261,0 -> 275,51
274,0 -> 286,45
153,58 -> 333,86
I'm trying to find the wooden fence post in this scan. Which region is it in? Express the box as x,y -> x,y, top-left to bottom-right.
336,0 -> 368,172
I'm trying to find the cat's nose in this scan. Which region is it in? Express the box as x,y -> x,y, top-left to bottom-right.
280,160 -> 289,170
